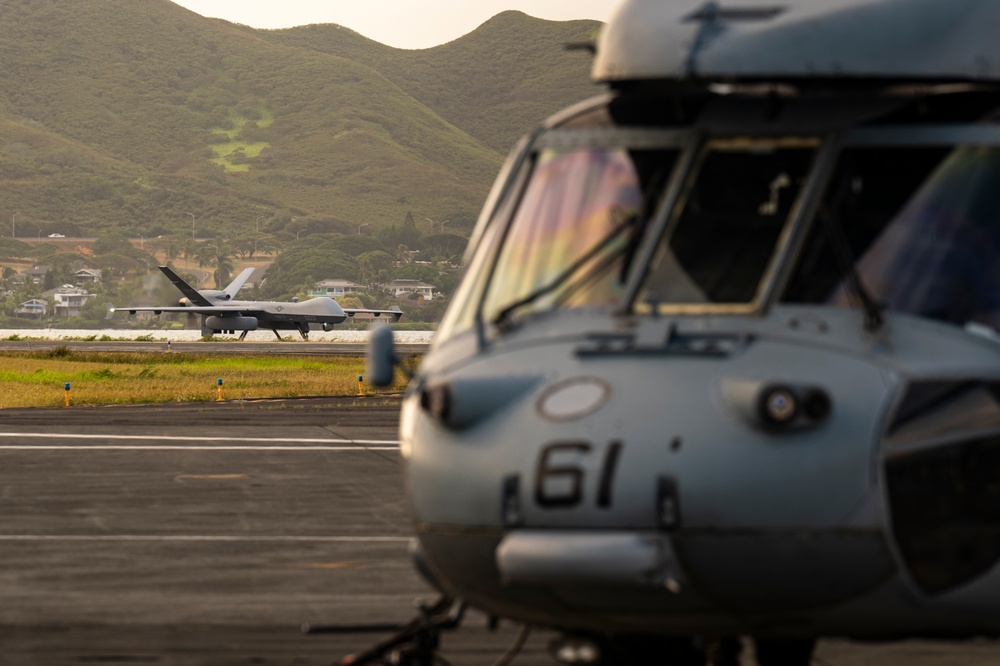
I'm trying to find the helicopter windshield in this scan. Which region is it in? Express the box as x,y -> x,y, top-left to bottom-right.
784,147 -> 1000,331
635,141 -> 818,310
479,146 -> 678,327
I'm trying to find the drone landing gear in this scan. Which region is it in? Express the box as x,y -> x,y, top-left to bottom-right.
238,330 -> 248,341
305,596 -> 465,666
271,328 -> 282,340
295,323 -> 309,340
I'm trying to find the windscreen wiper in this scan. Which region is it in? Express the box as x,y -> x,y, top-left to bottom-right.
492,215 -> 636,333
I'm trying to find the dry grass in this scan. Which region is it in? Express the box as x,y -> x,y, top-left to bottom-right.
0,349 -> 410,408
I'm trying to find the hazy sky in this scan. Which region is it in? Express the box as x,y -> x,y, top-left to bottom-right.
170,1 -> 620,50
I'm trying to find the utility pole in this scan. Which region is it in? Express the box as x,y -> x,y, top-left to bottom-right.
11,211 -> 18,239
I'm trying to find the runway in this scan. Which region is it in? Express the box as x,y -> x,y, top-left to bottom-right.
1,399 -> 999,665
0,397 -> 552,665
0,339 -> 430,357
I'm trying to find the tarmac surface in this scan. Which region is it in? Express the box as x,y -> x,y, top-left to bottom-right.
0,339 -> 430,357
1,397 -> 1000,665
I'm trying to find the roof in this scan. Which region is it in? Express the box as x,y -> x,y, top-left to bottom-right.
594,0 -> 1000,84
314,279 -> 364,288
388,279 -> 435,289
42,285 -> 90,297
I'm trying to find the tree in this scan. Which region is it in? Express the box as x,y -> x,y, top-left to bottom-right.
324,234 -> 385,257
356,250 -> 393,290
336,294 -> 364,310
399,211 -> 421,247
419,233 -> 469,262
151,235 -> 182,264
0,238 -> 32,259
210,243 -> 234,287
92,232 -> 133,255
193,241 -> 216,268
233,234 -> 256,260
97,253 -> 142,280
0,267 -> 16,293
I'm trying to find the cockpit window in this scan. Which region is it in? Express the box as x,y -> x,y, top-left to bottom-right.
783,147 -> 1000,331
636,142 -> 817,310
480,147 -> 677,327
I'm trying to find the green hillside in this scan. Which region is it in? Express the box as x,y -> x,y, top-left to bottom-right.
258,11 -> 602,154
0,0 -> 599,240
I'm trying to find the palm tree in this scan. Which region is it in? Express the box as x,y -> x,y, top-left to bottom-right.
212,246 -> 234,287
0,266 -> 17,294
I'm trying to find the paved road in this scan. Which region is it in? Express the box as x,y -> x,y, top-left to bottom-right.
0,340 -> 429,357
1,399 -> 999,665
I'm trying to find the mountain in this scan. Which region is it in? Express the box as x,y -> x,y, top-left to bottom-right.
257,12 -> 602,154
0,0 -> 600,240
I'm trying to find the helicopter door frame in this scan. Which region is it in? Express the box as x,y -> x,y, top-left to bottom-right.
758,136 -> 842,309
625,135 -> 833,317
768,122 -> 1000,315
471,126 -> 696,346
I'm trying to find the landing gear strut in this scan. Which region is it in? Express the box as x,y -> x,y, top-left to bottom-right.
305,596 -> 465,666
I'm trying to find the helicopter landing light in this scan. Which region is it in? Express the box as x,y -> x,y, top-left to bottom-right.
763,387 -> 797,424
722,379 -> 832,432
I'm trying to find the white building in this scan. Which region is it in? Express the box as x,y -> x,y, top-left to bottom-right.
309,279 -> 366,298
75,268 -> 102,285
15,298 -> 46,318
21,265 -> 51,286
43,285 -> 96,317
387,279 -> 435,299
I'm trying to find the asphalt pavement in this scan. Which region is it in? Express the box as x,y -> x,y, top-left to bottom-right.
0,339 -> 429,357
1,398 -> 999,665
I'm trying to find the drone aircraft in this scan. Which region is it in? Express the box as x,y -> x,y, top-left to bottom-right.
113,266 -> 401,339
361,0 -> 1000,664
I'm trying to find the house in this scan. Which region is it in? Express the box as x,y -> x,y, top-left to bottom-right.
42,285 -> 96,317
309,279 -> 366,298
21,265 -> 52,286
15,298 -> 46,318
75,268 -> 102,285
387,279 -> 435,299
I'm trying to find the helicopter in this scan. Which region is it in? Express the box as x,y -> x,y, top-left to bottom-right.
361,0 -> 1000,663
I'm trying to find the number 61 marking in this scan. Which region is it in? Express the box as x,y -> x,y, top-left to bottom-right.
534,440 -> 623,509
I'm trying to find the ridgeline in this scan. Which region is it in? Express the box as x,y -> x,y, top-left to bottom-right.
0,0 -> 600,239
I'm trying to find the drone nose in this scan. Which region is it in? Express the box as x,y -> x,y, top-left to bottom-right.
179,298 -> 190,306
